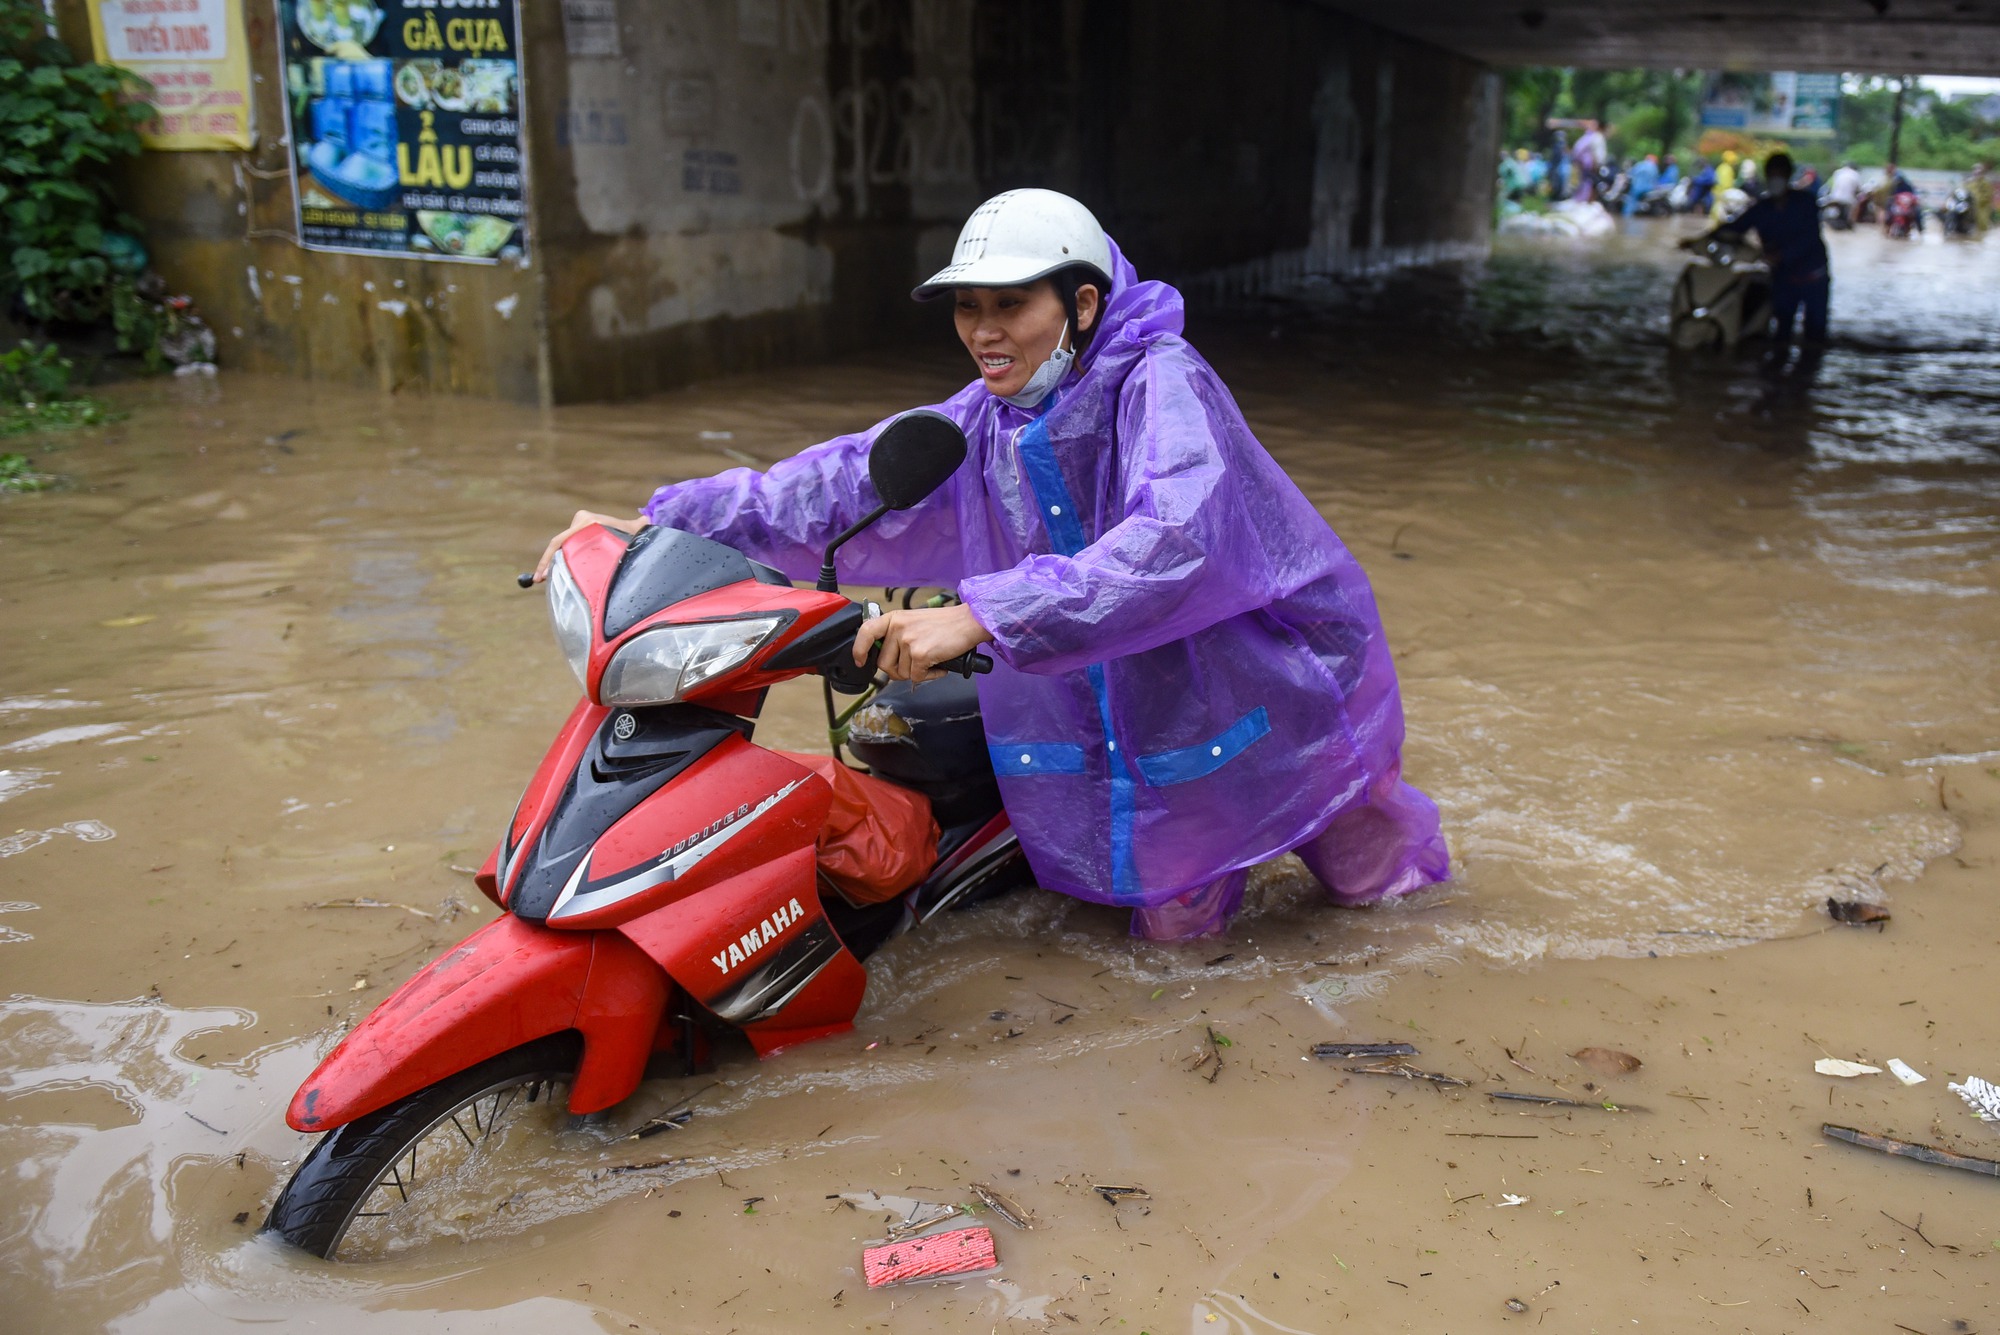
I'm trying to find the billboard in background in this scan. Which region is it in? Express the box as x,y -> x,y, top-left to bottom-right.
88,0 -> 254,150
275,0 -> 529,262
1700,72 -> 1841,138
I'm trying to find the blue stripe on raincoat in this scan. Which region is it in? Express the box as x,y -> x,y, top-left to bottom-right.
1011,410 -> 1141,899
1135,707 -> 1271,787
987,741 -> 1085,776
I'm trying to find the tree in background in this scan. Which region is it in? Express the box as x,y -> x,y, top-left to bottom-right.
1503,68 -> 1705,159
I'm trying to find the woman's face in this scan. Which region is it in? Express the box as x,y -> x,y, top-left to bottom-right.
953,280 -> 1099,398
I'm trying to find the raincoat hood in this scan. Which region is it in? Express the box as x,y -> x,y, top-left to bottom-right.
642,237 -> 1449,913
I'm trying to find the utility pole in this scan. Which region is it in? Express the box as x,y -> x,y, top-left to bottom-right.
1888,75 -> 1911,163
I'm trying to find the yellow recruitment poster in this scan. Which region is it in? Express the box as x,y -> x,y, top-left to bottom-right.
87,0 -> 255,150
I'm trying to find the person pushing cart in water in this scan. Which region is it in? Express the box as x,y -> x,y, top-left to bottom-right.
1704,151 -> 1831,350
536,189 -> 1451,940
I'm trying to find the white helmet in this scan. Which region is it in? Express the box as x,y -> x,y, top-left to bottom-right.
912,189 -> 1113,301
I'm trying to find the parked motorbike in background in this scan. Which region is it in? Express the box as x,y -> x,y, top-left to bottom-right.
1633,184 -> 1677,217
261,411 -> 1030,1260
1940,184 -> 1976,238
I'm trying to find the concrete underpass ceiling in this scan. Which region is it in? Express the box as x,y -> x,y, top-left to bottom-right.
1319,2 -> 2000,77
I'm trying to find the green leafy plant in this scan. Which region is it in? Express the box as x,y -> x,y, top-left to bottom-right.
0,339 -> 115,442
0,7 -> 154,326
0,449 -> 55,490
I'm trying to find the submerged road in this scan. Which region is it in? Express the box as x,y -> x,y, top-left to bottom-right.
2,222 -> 1996,1331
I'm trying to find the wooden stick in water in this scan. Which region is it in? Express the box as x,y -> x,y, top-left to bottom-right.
1822,1124 -> 2000,1178
1312,1042 -> 1419,1060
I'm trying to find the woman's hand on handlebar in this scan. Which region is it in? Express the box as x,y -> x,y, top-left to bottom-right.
533,511 -> 649,584
855,603 -> 992,683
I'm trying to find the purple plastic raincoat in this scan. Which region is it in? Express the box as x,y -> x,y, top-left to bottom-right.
642,238 -> 1449,913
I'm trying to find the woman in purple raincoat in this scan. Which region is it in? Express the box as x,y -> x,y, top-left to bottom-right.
537,189 -> 1449,939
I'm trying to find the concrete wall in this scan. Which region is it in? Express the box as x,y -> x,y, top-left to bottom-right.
71,0 -> 1499,404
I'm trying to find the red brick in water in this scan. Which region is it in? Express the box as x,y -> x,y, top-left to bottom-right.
862,1227 -> 999,1287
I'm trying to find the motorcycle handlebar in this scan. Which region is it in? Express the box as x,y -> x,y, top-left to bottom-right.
935,650 -> 994,678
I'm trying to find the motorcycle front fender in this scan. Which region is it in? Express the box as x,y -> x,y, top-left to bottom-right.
286,915 -> 670,1132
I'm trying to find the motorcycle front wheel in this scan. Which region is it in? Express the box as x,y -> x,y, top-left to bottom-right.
264,1032 -> 582,1260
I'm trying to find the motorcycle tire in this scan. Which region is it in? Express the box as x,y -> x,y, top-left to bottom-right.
264,1032 -> 582,1259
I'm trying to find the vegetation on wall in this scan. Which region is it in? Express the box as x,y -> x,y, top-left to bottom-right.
0,4 -> 154,328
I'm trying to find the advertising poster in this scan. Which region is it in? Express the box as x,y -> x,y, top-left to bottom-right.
1700,71 -> 1839,139
276,0 -> 529,262
88,0 -> 255,150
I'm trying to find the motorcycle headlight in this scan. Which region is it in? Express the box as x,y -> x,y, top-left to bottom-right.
599,616 -> 784,706
546,552 -> 593,690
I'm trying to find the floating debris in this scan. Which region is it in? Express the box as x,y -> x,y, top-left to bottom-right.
1948,1074 -> 2000,1124
969,1182 -> 1035,1230
1886,1058 -> 1927,1086
1312,1041 -> 1419,1060
1815,1058 -> 1882,1078
1343,1062 -> 1469,1088
629,1109 -> 693,1139
885,1201 -> 966,1243
1826,898 -> 1891,927
1823,1124 -> 2000,1179
603,1157 -> 688,1176
308,896 -> 440,919
1092,1183 -> 1150,1206
863,1226 -> 998,1287
1488,1091 -> 1643,1112
1569,1047 -> 1641,1075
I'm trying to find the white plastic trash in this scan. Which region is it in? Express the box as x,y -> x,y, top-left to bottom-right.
1814,1058 -> 1882,1078
1948,1074 -> 2000,1124
1886,1058 -> 1926,1086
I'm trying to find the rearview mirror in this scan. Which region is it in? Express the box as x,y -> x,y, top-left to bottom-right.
817,410 -> 968,591
869,409 -> 967,510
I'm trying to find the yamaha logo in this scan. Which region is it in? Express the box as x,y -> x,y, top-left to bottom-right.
612,713 -> 637,741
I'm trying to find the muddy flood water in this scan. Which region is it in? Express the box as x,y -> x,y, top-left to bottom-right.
5,223 -> 1999,1333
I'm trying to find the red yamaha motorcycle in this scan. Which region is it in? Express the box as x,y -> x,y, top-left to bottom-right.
264,412 -> 1025,1258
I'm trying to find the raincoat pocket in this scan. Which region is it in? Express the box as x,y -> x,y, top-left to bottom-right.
1134,707 -> 1271,787
988,741 -> 1086,777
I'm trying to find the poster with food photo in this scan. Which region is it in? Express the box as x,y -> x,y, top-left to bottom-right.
276,0 -> 529,261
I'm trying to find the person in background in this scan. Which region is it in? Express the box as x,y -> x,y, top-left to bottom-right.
1658,154 -> 1682,191
1795,163 -> 1820,196
1825,159 -> 1862,223
1572,119 -> 1608,202
1711,150 -> 1830,350
1688,157 -> 1717,212
1500,148 -> 1534,201
1738,154 -> 1763,199
1546,129 -> 1571,201
1968,161 -> 1993,238
1523,151 -> 1549,195
1714,150 -> 1739,195
1623,152 -> 1661,216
